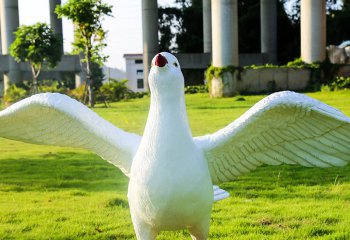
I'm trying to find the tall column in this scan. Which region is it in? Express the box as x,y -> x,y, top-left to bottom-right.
49,0 -> 63,54
142,0 -> 158,91
301,0 -> 326,63
0,0 -> 21,93
260,0 -> 277,64
211,0 -> 238,97
203,0 -> 212,53
212,0 -> 238,67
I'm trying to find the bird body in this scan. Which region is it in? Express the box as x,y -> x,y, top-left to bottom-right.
0,52 -> 350,239
128,53 -> 213,238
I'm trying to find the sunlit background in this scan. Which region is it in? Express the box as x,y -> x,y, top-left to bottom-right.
19,0 -> 173,70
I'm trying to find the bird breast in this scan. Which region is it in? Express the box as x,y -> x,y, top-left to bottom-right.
128,125 -> 213,229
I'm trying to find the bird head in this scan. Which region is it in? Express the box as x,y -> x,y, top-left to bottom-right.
149,52 -> 184,100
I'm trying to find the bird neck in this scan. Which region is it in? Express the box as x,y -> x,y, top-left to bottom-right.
143,93 -> 192,141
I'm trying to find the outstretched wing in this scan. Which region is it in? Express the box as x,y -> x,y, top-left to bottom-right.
0,93 -> 141,176
194,91 -> 350,184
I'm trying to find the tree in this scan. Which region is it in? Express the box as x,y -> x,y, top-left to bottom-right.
281,0 -> 343,24
56,0 -> 112,107
159,0 -> 203,53
159,0 -> 348,65
10,23 -> 62,94
327,1 -> 350,45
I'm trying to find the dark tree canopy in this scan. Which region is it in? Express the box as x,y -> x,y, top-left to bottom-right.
327,1 -> 350,45
159,0 -> 203,53
159,0 -> 350,64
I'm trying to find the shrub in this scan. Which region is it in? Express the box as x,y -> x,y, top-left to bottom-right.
283,58 -> 320,69
39,81 -> 67,94
3,84 -> 28,105
98,80 -> 131,102
125,91 -> 148,99
184,85 -> 208,94
67,85 -> 85,101
205,65 -> 242,92
329,76 -> 350,91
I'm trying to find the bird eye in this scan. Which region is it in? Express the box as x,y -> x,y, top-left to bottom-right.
173,62 -> 179,68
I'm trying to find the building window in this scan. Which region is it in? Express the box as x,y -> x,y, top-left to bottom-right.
135,59 -> 143,64
137,79 -> 144,89
136,69 -> 143,75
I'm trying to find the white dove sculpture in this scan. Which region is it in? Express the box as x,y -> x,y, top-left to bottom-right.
1,52 -> 350,239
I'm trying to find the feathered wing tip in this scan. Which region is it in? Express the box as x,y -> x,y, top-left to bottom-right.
0,93 -> 141,176
195,91 -> 350,184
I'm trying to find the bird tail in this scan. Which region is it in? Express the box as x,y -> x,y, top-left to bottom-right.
213,185 -> 230,202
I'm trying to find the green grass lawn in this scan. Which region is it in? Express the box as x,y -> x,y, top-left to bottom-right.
1,90 -> 350,239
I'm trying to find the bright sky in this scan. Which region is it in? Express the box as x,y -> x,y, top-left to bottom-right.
19,0 -> 173,70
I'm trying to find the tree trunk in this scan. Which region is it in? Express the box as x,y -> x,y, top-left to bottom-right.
30,64 -> 40,94
33,75 -> 39,94
86,46 -> 95,107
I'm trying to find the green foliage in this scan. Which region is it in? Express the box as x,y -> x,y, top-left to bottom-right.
56,0 -> 112,107
283,58 -> 320,69
1,80 -> 147,106
205,65 -> 242,91
91,63 -> 105,90
184,85 -> 208,94
328,76 -> 350,91
158,0 -> 300,63
1,91 -> 350,239
159,1 -> 349,65
244,64 -> 279,70
327,2 -> 350,45
3,84 -> 28,105
39,81 -> 67,94
10,23 -> 62,93
67,85 -> 86,101
159,0 -> 203,53
55,0 -> 112,66
98,80 -> 139,102
244,59 -> 321,70
205,65 -> 241,81
125,91 -> 148,100
10,23 -> 62,69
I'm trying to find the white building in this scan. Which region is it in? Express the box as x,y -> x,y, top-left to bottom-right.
123,53 -> 146,92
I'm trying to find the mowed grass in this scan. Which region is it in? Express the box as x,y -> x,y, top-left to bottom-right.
1,90 -> 350,239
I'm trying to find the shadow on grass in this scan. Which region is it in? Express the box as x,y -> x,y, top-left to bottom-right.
1,150 -> 350,201
0,152 -> 128,193
220,164 -> 350,201
194,106 -> 251,110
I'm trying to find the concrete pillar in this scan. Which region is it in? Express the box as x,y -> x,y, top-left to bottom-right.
301,0 -> 326,63
49,0 -> 63,54
0,0 -> 21,93
212,0 -> 238,67
203,0 -> 212,53
75,71 -> 86,87
142,0 -> 158,90
74,51 -> 86,88
260,0 -> 277,64
211,0 -> 238,97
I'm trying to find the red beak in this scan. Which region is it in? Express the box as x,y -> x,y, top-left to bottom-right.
154,54 -> 168,67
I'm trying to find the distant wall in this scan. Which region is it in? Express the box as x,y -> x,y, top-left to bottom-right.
176,53 -> 270,85
237,68 -> 311,93
175,53 -> 269,69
